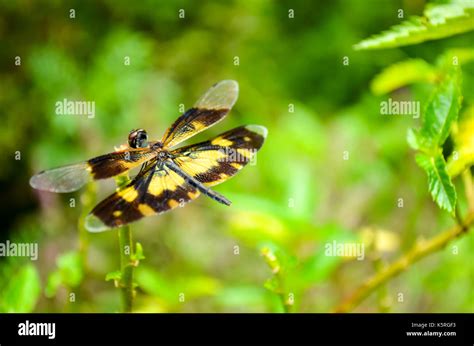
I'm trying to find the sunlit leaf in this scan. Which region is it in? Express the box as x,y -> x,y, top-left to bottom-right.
370,59 -> 437,95
447,106 -> 474,177
354,2 -> 474,50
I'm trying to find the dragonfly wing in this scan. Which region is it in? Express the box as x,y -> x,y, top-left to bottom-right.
161,80 -> 239,148
30,148 -> 157,193
30,163 -> 92,193
85,164 -> 200,232
171,125 -> 267,186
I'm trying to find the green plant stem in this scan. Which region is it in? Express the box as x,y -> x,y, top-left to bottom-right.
118,225 -> 135,313
277,275 -> 291,313
260,247 -> 292,313
78,183 -> 96,271
333,211 -> 474,313
281,299 -> 290,313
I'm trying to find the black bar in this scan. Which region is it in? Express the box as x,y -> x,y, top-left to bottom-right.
0,313 -> 472,345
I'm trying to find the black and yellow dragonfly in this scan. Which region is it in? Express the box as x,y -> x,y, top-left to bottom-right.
30,80 -> 267,232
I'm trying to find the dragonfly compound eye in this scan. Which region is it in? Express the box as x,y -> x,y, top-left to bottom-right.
128,129 -> 148,148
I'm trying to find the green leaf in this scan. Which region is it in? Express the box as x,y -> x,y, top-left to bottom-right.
1,264 -> 41,312
354,3 -> 474,50
416,153 -> 457,215
418,67 -> 462,150
105,270 -> 122,282
370,59 -> 437,95
134,242 -> 145,261
128,241 -> 146,268
105,270 -> 122,288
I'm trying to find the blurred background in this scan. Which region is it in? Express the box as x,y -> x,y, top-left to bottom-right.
0,0 -> 472,313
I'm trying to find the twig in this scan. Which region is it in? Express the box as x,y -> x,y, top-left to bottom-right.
333,211 -> 474,313
373,257 -> 391,313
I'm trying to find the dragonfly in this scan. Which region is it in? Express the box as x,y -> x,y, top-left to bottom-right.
30,80 -> 267,232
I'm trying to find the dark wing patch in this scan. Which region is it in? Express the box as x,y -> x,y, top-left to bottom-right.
161,80 -> 239,148
88,148 -> 157,179
30,148 -> 156,193
85,164 -> 200,232
171,125 -> 267,186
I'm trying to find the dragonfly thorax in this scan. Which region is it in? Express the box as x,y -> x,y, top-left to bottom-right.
157,150 -> 172,161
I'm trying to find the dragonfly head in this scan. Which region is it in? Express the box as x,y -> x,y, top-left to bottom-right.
128,129 -> 149,148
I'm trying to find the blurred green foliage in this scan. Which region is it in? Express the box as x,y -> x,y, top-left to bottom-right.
0,263 -> 41,312
0,0 -> 473,313
45,251 -> 83,298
